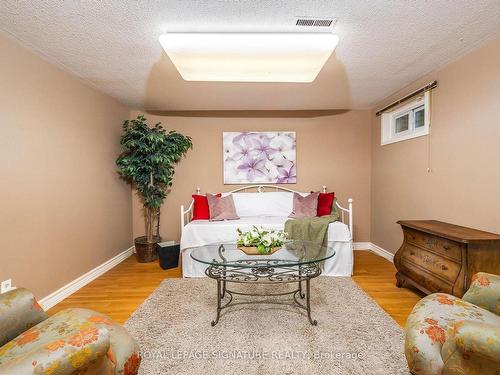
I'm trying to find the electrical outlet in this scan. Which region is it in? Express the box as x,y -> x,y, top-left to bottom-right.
1,279 -> 13,293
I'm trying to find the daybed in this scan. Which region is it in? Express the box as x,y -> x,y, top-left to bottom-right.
180,185 -> 354,278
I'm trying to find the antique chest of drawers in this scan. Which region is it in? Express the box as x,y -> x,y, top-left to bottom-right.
394,220 -> 500,297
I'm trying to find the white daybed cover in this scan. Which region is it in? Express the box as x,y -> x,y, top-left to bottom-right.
180,216 -> 353,278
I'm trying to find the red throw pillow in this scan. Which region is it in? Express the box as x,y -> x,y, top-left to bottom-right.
192,193 -> 221,220
317,192 -> 335,217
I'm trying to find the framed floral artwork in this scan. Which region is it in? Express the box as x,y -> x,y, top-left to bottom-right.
223,131 -> 297,184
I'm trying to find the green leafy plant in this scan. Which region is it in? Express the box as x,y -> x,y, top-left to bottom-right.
237,226 -> 288,254
116,115 -> 193,242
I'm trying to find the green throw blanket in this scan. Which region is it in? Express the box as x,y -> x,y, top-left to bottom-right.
285,198 -> 340,264
284,198 -> 341,260
284,214 -> 339,248
284,214 -> 338,262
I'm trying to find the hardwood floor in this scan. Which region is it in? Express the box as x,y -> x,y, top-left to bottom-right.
352,251 -> 424,326
48,250 -> 423,326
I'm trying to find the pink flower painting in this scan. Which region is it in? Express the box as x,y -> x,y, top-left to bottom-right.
223,132 -> 296,184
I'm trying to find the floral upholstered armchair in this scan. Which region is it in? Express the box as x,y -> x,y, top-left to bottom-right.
405,272 -> 500,375
0,288 -> 140,374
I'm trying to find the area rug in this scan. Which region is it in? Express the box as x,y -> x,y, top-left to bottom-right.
125,277 -> 410,374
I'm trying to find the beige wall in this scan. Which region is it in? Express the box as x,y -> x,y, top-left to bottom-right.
0,32 -> 132,299
3,24 -> 498,302
130,110 -> 372,242
371,37 -> 500,254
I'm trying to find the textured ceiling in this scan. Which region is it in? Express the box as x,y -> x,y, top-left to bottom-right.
1,1 -> 500,110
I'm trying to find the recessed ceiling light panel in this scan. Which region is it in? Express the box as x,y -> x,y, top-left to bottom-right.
158,33 -> 339,83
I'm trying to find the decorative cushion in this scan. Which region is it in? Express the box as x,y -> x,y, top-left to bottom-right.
231,192 -> 294,217
192,193 -> 221,220
289,192 -> 320,218
207,194 -> 240,221
317,192 -> 335,217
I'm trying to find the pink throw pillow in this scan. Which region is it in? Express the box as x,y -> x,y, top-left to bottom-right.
206,194 -> 240,221
289,192 -> 320,218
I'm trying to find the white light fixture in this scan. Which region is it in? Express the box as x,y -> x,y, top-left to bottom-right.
158,33 -> 339,83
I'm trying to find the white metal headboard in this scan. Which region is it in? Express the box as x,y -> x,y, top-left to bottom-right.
180,185 -> 353,234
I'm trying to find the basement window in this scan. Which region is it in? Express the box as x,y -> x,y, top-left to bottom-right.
381,91 -> 430,145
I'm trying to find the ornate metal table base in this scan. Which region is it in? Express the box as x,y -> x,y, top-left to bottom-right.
205,245 -> 322,326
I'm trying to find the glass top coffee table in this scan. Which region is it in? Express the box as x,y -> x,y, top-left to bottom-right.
190,241 -> 335,326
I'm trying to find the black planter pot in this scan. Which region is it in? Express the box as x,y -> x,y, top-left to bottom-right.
134,235 -> 161,263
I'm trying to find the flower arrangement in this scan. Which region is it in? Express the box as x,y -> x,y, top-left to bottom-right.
236,226 -> 288,255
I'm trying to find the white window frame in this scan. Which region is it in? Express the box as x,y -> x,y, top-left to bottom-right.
381,91 -> 430,145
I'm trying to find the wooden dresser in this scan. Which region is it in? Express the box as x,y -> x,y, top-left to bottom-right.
394,220 -> 500,297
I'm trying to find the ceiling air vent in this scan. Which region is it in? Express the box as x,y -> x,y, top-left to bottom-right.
296,19 -> 315,26
296,18 -> 336,28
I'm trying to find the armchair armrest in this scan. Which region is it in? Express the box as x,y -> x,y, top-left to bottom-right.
442,321 -> 500,372
462,272 -> 500,316
0,288 -> 48,347
0,327 -> 111,374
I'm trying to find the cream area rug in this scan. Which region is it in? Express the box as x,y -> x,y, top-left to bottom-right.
125,277 -> 410,375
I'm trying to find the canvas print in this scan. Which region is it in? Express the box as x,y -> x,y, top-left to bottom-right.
223,131 -> 297,184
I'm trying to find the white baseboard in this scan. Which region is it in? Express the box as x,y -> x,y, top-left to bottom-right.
353,242 -> 394,263
368,242 -> 395,262
39,246 -> 134,310
353,242 -> 372,250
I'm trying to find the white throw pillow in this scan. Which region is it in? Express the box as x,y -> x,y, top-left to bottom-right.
231,192 -> 294,217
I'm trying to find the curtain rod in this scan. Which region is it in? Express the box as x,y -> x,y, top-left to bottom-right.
376,80 -> 438,116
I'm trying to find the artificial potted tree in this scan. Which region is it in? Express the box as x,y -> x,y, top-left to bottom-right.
116,115 -> 192,262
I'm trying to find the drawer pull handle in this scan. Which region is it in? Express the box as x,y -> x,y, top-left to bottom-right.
441,265 -> 448,271
443,245 -> 451,250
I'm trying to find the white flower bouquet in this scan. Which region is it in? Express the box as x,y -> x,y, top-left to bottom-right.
236,226 -> 288,255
